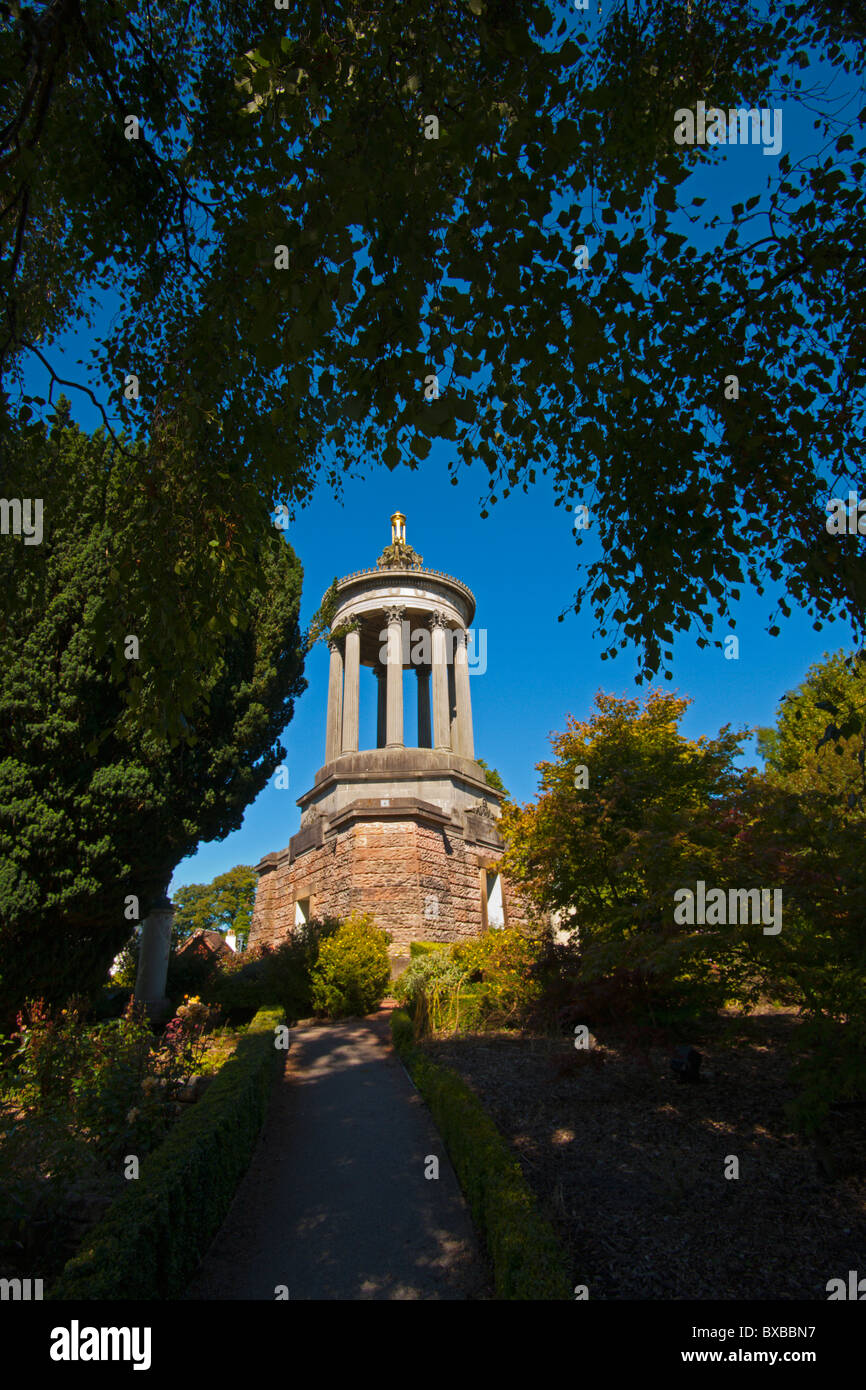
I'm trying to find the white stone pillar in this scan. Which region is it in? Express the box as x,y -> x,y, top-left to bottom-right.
417,665 -> 432,748
448,658 -> 458,751
430,611 -> 451,751
385,606 -> 405,747
342,627 -> 360,754
325,638 -> 344,763
453,627 -> 475,758
375,666 -> 387,748
134,894 -> 174,1018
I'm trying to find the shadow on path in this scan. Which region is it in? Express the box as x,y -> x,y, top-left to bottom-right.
183,1006 -> 490,1300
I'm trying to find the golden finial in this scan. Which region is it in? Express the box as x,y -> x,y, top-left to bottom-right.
377,512 -> 422,570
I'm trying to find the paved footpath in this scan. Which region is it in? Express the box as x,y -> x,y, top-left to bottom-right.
183,1006 -> 490,1300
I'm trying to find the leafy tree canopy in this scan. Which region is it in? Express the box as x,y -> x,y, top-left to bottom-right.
476,757 -> 508,797
172,864 -> 257,946
757,647 -> 866,811
500,689 -> 749,940
739,652 -> 866,1128
1,0 -> 864,737
501,671 -> 866,1128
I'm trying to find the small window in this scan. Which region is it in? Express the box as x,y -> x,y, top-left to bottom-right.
294,897 -> 311,928
486,871 -> 505,929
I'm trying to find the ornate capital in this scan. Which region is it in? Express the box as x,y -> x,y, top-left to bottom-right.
428,609 -> 449,629
385,605 -> 405,625
327,637 -> 342,654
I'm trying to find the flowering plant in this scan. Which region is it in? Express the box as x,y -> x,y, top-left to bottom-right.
156,997 -> 221,1089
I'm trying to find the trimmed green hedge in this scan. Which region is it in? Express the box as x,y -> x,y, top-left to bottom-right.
391,1006 -> 416,1053
391,1009 -> 572,1300
409,941 -> 449,958
48,1006 -> 285,1300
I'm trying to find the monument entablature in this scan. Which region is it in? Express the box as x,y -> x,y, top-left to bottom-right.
332,569 -> 475,630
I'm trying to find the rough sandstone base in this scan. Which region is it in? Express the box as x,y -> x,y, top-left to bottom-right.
249,817 -> 528,952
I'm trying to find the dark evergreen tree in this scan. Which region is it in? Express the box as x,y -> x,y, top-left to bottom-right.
0,411 -> 306,1025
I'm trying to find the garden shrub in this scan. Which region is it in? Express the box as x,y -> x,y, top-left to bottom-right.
396,930 -> 551,1037
48,1005 -> 285,1300
204,948 -> 269,1022
6,998 -> 161,1162
206,917 -> 342,1022
571,929 -> 742,1030
390,1009 -> 571,1300
263,916 -> 341,1016
450,928 -> 546,1028
310,913 -> 391,1018
451,981 -> 493,1033
158,997 -> 222,1087
110,938 -> 139,992
788,1011 -> 866,1137
409,941 -> 449,958
390,1007 -> 415,1054
4,994 -> 226,1168
394,951 -> 469,1023
165,942 -> 220,1007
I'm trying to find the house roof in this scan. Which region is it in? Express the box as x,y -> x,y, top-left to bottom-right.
177,928 -> 233,956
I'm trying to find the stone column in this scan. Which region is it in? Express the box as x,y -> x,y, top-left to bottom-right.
342,627 -> 360,754
375,665 -> 387,748
453,627 -> 475,758
134,893 -> 174,1020
325,638 -> 344,763
385,606 -> 405,747
429,611 -> 451,751
417,665 -> 432,748
448,659 -> 458,751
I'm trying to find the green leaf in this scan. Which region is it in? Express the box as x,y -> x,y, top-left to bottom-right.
411,435 -> 432,460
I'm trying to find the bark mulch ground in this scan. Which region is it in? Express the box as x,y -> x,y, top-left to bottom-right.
422,1007 -> 866,1300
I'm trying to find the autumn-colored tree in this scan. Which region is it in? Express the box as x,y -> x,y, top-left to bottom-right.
500,690 -> 750,939
502,671 -> 866,1124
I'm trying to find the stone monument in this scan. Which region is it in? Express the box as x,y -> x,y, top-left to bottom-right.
248,513 -> 527,956
133,892 -> 175,1020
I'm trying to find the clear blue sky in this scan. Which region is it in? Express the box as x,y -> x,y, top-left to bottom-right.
15,30 -> 857,896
